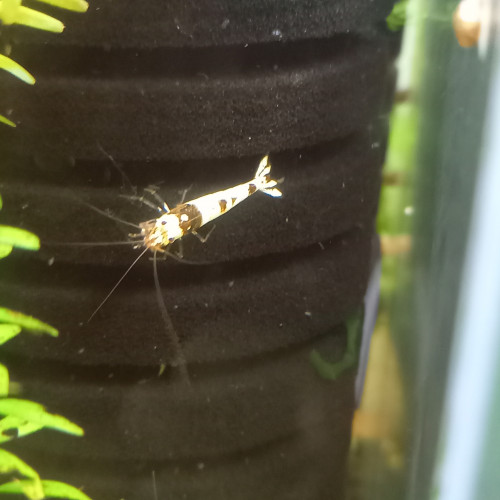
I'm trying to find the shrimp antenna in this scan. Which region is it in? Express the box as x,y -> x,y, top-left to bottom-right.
77,199 -> 141,230
152,470 -> 158,500
153,251 -> 190,384
46,240 -> 139,247
97,142 -> 136,194
88,247 -> 149,322
164,251 -> 209,266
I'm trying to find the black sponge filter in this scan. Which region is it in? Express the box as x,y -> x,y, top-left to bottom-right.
0,1 -> 399,498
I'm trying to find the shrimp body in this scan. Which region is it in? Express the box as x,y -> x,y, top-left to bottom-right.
139,155 -> 282,252
86,155 -> 282,330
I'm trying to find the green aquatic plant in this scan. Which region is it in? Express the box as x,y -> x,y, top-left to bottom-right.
386,0 -> 409,31
0,3 -> 91,496
0,476 -> 92,500
0,195 -> 91,499
0,0 -> 88,32
0,0 -> 88,126
0,54 -> 34,126
310,310 -> 364,381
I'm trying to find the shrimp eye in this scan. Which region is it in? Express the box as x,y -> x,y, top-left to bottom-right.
168,237 -> 175,243
161,220 -> 167,225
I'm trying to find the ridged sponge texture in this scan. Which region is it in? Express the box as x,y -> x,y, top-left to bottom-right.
0,134 -> 385,265
15,0 -> 397,48
2,38 -> 397,161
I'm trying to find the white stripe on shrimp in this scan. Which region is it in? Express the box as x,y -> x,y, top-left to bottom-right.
137,155 -> 282,252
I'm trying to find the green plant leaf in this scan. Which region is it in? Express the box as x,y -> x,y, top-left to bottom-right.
0,308 -> 58,337
0,0 -> 22,25
0,324 -> 22,345
0,479 -> 92,500
0,448 -> 40,479
387,0 -> 408,31
41,480 -> 93,500
0,399 -> 84,436
310,349 -> 355,380
0,225 -> 40,251
0,362 -> 9,396
0,479 -> 44,500
0,54 -> 35,84
310,310 -> 363,380
0,449 -> 43,499
0,415 -> 44,443
15,5 -> 64,32
35,0 -> 89,13
0,114 -> 16,127
0,244 -> 13,259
